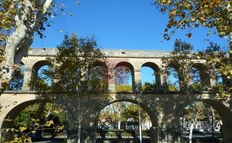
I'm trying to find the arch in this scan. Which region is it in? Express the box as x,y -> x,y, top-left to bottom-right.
213,68 -> 225,91
31,60 -> 52,73
89,62 -> 109,92
94,99 -> 158,142
181,101 -> 221,131
141,62 -> 161,92
93,61 -> 108,79
203,99 -> 232,143
31,60 -> 52,90
1,99 -> 46,128
178,98 -> 232,143
114,62 -> 135,92
115,61 -> 134,72
166,64 -> 180,92
142,62 -> 160,72
191,63 -> 210,87
95,99 -> 157,129
1,98 -> 69,142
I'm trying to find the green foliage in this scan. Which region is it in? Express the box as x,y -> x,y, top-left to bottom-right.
121,104 -> 148,123
142,82 -> 157,92
195,42 -> 232,98
167,84 -> 178,92
155,0 -> 232,98
183,102 -> 219,123
214,83 -> 224,92
0,0 -> 16,54
13,102 -> 67,140
30,66 -> 52,92
155,0 -> 232,39
173,39 -> 193,55
98,102 -> 150,130
191,83 -> 203,93
32,34 -> 108,96
162,39 -> 194,92
115,85 -> 132,92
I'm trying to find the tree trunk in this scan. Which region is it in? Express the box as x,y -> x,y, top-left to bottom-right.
1,0 -> 52,82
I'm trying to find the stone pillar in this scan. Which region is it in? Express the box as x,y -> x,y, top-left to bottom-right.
209,69 -> 216,88
133,69 -> 141,92
159,70 -> 167,92
150,127 -> 158,143
1,119 -> 15,142
65,96 -> 99,143
155,72 -> 162,92
67,126 -> 96,143
22,65 -> 33,91
221,124 -> 232,143
108,73 -> 115,92
204,99 -> 232,143
210,77 -> 216,88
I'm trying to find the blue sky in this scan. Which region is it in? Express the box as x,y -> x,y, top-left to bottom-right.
32,0 -> 229,51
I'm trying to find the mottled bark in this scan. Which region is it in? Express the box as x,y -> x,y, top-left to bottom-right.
1,0 -> 52,83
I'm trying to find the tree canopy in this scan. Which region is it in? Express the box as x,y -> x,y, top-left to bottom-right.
33,34 -> 108,96
162,39 -> 194,92
155,0 -> 232,41
0,0 -> 53,90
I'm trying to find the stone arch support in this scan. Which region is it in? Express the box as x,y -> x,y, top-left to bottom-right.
92,93 -> 160,143
203,99 -> 232,143
0,93 -> 38,141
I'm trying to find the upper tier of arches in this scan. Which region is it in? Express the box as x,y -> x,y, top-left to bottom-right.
15,49 -> 225,93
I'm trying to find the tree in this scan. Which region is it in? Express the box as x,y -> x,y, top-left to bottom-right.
162,39 -> 194,92
142,82 -> 157,93
2,0 -> 52,64
155,0 -> 232,42
121,104 -> 149,125
33,33 -> 108,96
98,102 -> 150,130
161,40 -> 232,142
161,40 -> 212,142
196,42 -> 232,99
9,34 -> 108,141
11,102 -> 67,142
0,0 -> 17,63
155,1 -> 232,90
0,0 -> 53,90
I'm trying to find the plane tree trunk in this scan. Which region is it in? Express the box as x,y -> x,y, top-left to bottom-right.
1,0 -> 52,87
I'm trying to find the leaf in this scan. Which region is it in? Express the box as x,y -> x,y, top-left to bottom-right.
19,126 -> 27,132
45,120 -> 54,127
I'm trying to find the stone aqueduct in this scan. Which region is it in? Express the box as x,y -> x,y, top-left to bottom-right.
1,48 -> 232,143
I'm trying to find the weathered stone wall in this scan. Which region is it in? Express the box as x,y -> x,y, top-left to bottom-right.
1,49 -> 232,143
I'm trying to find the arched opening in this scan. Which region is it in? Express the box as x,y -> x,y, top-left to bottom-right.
8,62 -> 25,91
214,68 -> 224,91
191,63 -> 210,91
31,60 -> 52,91
95,101 -> 153,142
115,62 -> 134,92
1,100 -> 68,142
166,66 -> 180,92
88,62 -> 108,93
141,62 -> 161,93
177,102 -> 222,142
190,67 -> 203,93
